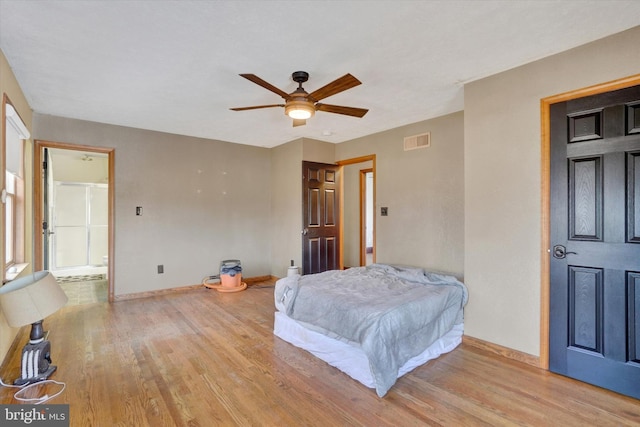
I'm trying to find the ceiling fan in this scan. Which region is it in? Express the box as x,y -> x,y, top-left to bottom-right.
230,71 -> 369,127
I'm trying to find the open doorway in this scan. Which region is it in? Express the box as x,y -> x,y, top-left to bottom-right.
360,169 -> 374,266
34,140 -> 115,304
337,155 -> 375,268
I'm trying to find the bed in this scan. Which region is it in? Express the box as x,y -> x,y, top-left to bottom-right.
273,263 -> 468,397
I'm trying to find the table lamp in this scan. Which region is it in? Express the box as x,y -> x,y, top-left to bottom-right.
0,271 -> 68,385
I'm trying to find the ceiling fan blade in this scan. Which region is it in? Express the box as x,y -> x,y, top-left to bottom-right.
316,103 -> 368,118
230,104 -> 284,111
308,74 -> 362,102
239,74 -> 291,99
292,119 -> 306,127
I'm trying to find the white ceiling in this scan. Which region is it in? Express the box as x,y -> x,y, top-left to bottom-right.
1,1 -> 639,148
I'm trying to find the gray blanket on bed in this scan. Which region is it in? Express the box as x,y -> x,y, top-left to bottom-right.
274,264 -> 468,397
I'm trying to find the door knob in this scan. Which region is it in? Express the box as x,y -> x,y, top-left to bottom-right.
552,244 -> 577,259
301,228 -> 308,235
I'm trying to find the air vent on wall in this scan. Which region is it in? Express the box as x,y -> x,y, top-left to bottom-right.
403,132 -> 430,151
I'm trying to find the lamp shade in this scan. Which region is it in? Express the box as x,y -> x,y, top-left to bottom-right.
285,100 -> 315,120
0,271 -> 68,327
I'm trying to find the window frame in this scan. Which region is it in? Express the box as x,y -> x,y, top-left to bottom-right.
3,95 -> 27,279
4,171 -> 15,265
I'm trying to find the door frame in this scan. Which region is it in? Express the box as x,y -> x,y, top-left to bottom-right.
540,73 -> 640,370
34,140 -> 116,302
336,154 -> 376,269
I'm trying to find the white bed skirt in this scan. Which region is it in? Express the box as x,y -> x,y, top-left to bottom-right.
274,311 -> 464,390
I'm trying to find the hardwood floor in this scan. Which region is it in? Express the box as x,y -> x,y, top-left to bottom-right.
1,279 -> 639,426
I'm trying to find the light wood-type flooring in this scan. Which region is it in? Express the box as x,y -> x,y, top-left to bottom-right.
1,279 -> 639,426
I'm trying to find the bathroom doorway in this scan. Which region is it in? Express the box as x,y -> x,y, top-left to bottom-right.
35,140 -> 115,304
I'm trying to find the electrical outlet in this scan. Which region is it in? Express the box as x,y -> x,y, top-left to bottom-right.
381,207 -> 388,216
157,265 -> 164,274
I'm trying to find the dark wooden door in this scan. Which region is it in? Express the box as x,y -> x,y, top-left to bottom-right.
302,161 -> 341,274
549,84 -> 640,399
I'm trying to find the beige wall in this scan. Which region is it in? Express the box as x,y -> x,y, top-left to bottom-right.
0,50 -> 34,362
336,111 -> 465,278
301,138 -> 335,164
270,139 -> 303,278
464,25 -> 640,357
33,115 -> 272,296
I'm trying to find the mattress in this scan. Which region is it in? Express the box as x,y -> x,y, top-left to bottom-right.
274,311 -> 463,389
274,264 -> 467,396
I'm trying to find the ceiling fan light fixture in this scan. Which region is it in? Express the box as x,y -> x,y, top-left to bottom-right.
285,100 -> 315,120
232,72 -> 367,126
287,108 -> 312,120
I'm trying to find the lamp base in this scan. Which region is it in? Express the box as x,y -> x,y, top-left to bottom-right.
14,339 -> 57,385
